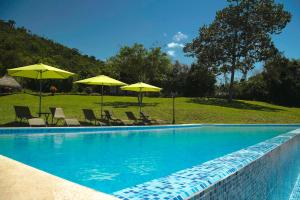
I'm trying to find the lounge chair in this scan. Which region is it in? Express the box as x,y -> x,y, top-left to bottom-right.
125,111 -> 146,125
104,110 -> 125,125
49,107 -> 80,126
14,106 -> 46,126
28,118 -> 46,127
140,112 -> 166,125
14,106 -> 35,122
82,109 -> 105,125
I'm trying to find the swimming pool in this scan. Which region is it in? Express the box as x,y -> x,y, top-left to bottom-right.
0,125 -> 299,195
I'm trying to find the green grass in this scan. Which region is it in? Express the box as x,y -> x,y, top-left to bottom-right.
0,93 -> 300,126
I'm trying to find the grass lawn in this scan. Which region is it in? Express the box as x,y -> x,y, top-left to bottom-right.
0,93 -> 300,126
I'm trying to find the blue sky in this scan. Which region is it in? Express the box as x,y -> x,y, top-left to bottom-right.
1,0 -> 299,65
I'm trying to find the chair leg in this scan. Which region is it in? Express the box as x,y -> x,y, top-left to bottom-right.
55,119 -> 62,126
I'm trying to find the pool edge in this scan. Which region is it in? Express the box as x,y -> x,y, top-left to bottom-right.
113,128 -> 300,199
0,155 -> 121,200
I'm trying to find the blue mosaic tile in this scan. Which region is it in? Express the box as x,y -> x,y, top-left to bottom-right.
113,129 -> 300,200
290,174 -> 300,200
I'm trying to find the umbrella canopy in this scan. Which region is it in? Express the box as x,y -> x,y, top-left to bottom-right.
0,74 -> 21,89
7,63 -> 75,116
121,82 -> 162,114
120,82 -> 162,92
74,75 -> 126,86
74,75 -> 127,118
7,63 -> 74,79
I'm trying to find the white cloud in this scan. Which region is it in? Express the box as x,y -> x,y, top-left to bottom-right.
167,42 -> 184,48
167,50 -> 175,57
173,31 -> 188,42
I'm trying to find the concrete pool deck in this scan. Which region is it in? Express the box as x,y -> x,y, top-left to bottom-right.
0,155 -> 120,200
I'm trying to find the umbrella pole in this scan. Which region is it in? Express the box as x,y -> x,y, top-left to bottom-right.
139,88 -> 142,115
172,93 -> 175,124
101,85 -> 104,119
38,74 -> 42,117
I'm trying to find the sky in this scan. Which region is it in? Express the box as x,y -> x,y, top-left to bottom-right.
0,0 -> 300,65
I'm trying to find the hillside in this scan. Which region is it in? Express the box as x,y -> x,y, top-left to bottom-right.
0,19 -> 106,78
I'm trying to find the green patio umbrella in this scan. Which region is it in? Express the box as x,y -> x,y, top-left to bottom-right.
74,75 -> 127,118
121,82 -> 162,113
8,63 -> 75,116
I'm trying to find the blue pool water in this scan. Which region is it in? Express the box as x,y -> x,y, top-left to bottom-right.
0,125 -> 299,194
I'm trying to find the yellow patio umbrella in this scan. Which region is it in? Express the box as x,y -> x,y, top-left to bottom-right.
74,75 -> 127,118
121,82 -> 162,114
8,63 -> 75,116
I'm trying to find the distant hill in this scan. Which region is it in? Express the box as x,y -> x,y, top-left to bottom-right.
0,19 -> 106,78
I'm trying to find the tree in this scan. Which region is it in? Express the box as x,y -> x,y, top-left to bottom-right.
107,43 -> 172,86
184,0 -> 291,101
162,60 -> 189,95
263,55 -> 300,106
235,73 -> 268,100
184,63 -> 216,97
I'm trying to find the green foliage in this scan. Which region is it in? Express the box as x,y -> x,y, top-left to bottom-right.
107,44 -> 172,85
161,60 -> 188,95
235,55 -> 300,106
263,56 -> 300,106
235,74 -> 268,101
184,63 -> 216,97
161,61 -> 216,97
184,0 -> 291,101
0,19 -> 106,92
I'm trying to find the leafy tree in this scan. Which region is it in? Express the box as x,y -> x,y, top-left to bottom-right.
184,0 -> 291,101
107,43 -> 172,86
263,55 -> 300,106
184,63 -> 216,97
233,55 -> 300,106
235,73 -> 268,100
162,60 -> 189,95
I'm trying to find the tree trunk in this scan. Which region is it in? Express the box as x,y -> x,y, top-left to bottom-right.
228,65 -> 235,102
229,28 -> 238,103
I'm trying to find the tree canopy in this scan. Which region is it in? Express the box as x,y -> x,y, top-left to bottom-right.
106,44 -> 172,85
184,0 -> 291,101
0,20 -> 106,77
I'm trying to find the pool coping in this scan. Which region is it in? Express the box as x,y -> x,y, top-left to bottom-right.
1,123 -> 300,134
0,155 -> 121,200
0,124 -> 202,134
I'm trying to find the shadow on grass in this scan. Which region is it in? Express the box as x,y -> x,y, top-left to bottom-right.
1,121 -> 29,127
95,101 -> 159,108
188,98 -> 283,112
0,93 -> 15,97
0,121 -> 103,127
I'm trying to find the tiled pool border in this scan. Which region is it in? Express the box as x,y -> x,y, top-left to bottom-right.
113,127 -> 300,200
290,173 -> 300,200
0,124 -> 202,134
1,124 -> 300,135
